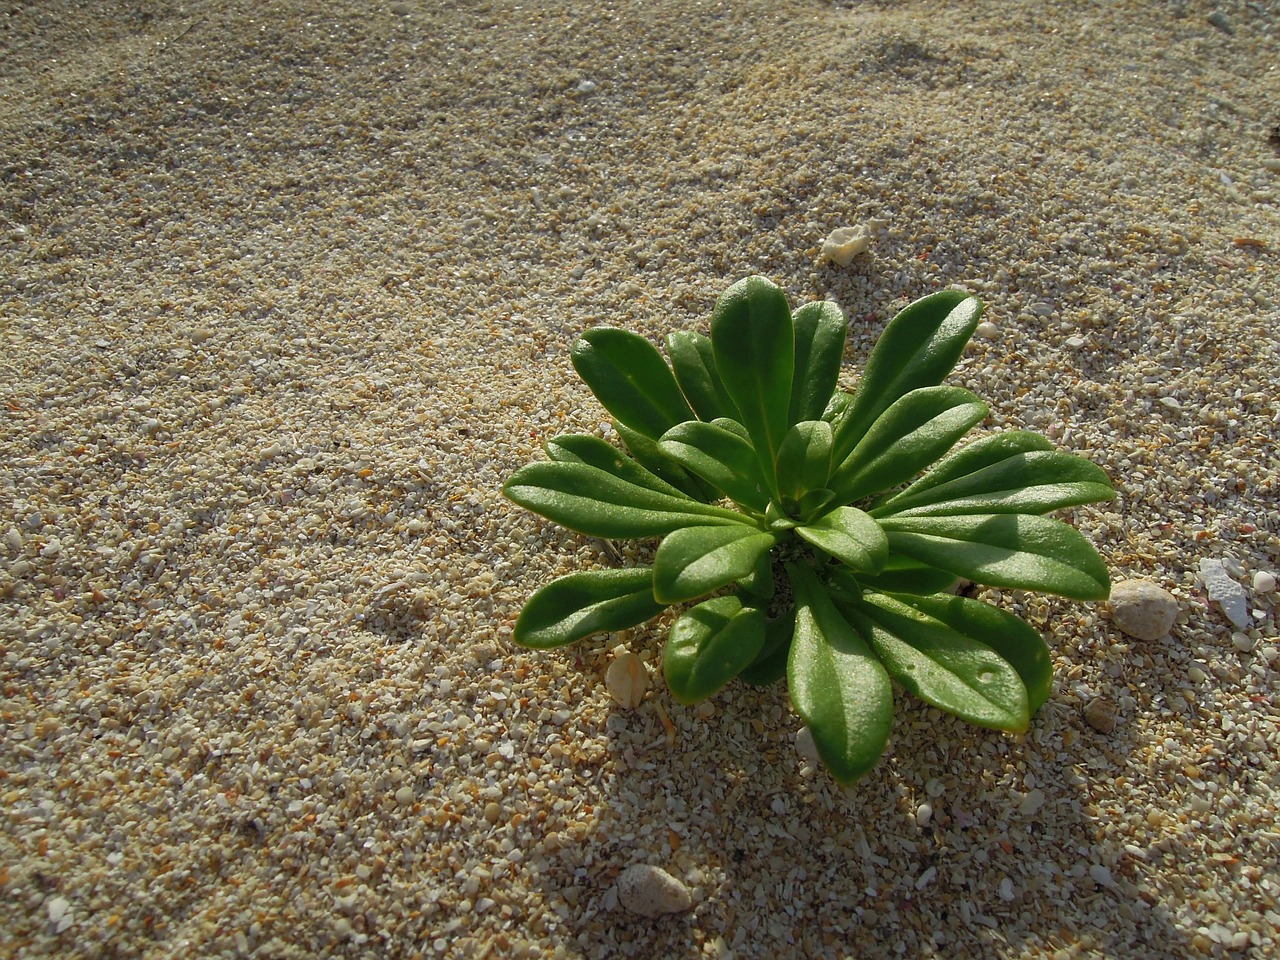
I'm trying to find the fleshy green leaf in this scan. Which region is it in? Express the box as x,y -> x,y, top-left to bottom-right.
829,386 -> 988,504
652,525 -> 778,604
658,420 -> 771,513
572,328 -> 695,440
786,563 -> 893,785
790,300 -> 847,425
880,513 -> 1112,600
514,567 -> 666,649
666,330 -> 738,422
836,590 -> 1030,732
776,420 -> 833,506
504,461 -> 748,538
870,439 -> 1116,518
711,276 -> 795,494
664,595 -> 766,704
739,607 -> 795,686
833,291 -> 982,462
613,420 -> 720,503
795,506 -> 888,574
851,557 -> 960,595
544,433 -> 690,498
895,592 -> 1053,714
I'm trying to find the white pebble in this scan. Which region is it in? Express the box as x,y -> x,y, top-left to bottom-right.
1252,571 -> 1276,593
1089,864 -> 1116,888
46,896 -> 71,924
1109,579 -> 1177,640
1018,788 -> 1046,817
615,864 -> 693,917
915,802 -> 933,827
1231,632 -> 1256,653
794,726 -> 819,763
394,786 -> 415,805
974,320 -> 999,340
998,877 -> 1015,901
914,866 -> 937,890
820,224 -> 872,267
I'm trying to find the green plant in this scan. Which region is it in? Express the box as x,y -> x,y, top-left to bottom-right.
503,276 -> 1114,783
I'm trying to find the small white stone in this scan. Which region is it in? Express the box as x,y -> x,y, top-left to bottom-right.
974,320 -> 999,340
821,224 -> 872,267
46,896 -> 70,924
998,877 -> 1015,901
394,785 -> 415,805
1252,571 -> 1276,593
1089,864 -> 1116,888
616,864 -> 693,917
1018,788 -> 1046,817
794,726 -> 819,763
1109,579 -> 1177,640
915,802 -> 933,827
1231,632 -> 1256,653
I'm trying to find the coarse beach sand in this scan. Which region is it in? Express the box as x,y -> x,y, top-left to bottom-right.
2,0 -> 1279,957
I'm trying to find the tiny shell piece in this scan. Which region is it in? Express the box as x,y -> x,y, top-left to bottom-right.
616,864 -> 693,917
1199,558 -> 1250,629
821,225 -> 872,266
1084,697 -> 1120,734
605,651 -> 648,708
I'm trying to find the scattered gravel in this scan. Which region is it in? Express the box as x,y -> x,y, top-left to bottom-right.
2,1 -> 1279,958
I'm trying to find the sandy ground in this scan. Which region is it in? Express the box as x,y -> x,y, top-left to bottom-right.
2,0 -> 1279,957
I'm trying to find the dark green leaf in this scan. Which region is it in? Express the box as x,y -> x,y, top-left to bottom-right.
776,420 -> 833,505
514,567 -> 666,649
572,327 -> 695,440
837,590 -> 1030,731
544,433 -> 690,498
667,330 -> 738,422
880,513 -> 1112,600
658,420 -> 771,513
790,300 -> 847,425
711,276 -> 795,494
795,506 -> 888,574
870,436 -> 1116,518
832,291 -> 982,462
739,607 -> 795,686
504,460 -> 748,538
852,557 -> 960,595
652,524 -> 778,604
830,386 -> 988,504
664,595 -> 766,704
895,592 -> 1053,714
614,420 -> 720,502
786,563 -> 894,785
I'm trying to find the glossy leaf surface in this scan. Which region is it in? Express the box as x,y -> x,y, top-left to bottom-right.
613,420 -> 719,503
776,420 -> 833,506
787,564 -> 893,785
664,595 -> 766,703
653,524 -> 778,603
658,420 -> 770,513
711,276 -> 794,493
789,300 -> 847,425
504,461 -> 746,539
871,444 -> 1115,518
898,592 -> 1053,713
739,608 -> 796,686
572,328 -> 694,440
544,433 -> 689,498
830,386 -> 988,504
667,330 -> 737,422
833,291 -> 982,461
838,590 -> 1030,731
880,513 -> 1112,600
515,567 -> 666,649
795,506 -> 888,574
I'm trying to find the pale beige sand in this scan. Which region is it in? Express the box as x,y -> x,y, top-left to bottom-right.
2,1 -> 1279,957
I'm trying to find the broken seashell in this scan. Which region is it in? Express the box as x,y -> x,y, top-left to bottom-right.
821,224 -> 872,266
